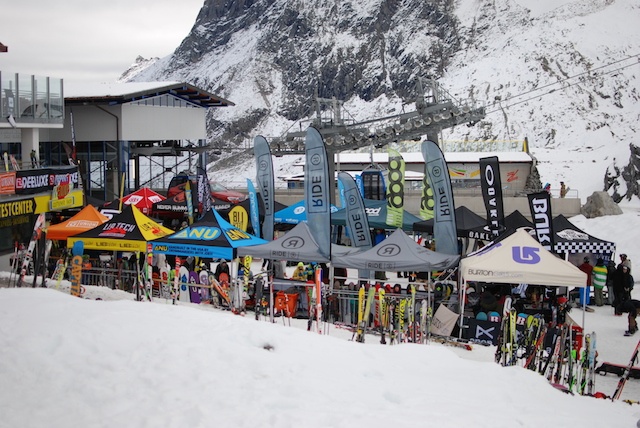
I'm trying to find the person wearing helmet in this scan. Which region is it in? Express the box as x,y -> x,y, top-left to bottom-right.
292,262 -> 307,281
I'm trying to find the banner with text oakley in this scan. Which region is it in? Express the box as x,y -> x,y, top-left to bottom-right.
304,127 -> 331,260
479,156 -> 505,237
422,140 -> 458,255
254,135 -> 275,241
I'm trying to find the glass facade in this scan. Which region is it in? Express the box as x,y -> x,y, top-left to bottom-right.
0,71 -> 64,125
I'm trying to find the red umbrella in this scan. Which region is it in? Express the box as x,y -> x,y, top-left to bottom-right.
120,187 -> 166,215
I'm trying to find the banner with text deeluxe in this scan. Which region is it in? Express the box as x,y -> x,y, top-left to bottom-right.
305,127 -> 331,260
254,135 -> 275,241
479,156 -> 505,238
421,141 -> 457,255
527,191 -> 555,252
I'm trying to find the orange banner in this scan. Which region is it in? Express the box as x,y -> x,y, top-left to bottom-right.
0,171 -> 16,195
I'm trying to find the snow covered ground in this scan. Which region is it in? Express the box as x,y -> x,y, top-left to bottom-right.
1,205 -> 640,428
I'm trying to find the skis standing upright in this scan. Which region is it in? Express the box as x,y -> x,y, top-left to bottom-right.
587,332 -> 597,395
16,213 -> 46,288
612,339 -> 640,401
356,286 -> 375,343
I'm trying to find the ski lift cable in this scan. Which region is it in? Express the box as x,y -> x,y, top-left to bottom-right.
485,53 -> 640,111
484,59 -> 640,115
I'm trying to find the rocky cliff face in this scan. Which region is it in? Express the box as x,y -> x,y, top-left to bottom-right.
123,0 -> 640,202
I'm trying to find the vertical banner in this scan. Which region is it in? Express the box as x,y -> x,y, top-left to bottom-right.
337,176 -> 346,208
527,191 -> 555,252
304,127 -> 331,260
337,172 -> 373,249
247,178 -> 260,238
420,173 -> 435,220
385,148 -> 405,228
338,172 -> 373,280
185,180 -> 194,225
197,167 -> 213,218
479,156 -> 505,237
254,135 -> 275,241
422,141 -> 458,255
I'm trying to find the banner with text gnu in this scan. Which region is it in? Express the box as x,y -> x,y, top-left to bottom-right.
422,140 -> 457,255
527,191 -> 555,252
254,135 -> 275,241
304,127 -> 331,260
479,156 -> 505,237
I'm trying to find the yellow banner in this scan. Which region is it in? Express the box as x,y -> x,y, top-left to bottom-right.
67,237 -> 147,252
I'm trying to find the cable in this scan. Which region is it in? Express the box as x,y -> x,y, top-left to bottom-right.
485,56 -> 640,115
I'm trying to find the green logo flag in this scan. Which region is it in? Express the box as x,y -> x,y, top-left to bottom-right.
385,148 -> 405,228
420,173 -> 435,220
422,141 -> 458,255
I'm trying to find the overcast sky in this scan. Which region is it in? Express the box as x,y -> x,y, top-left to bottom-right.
0,0 -> 204,83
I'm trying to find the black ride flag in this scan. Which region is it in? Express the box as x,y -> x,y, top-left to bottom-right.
422,140 -> 458,255
254,135 -> 275,241
527,191 -> 555,252
479,156 -> 506,238
196,166 -> 213,219
304,127 -> 331,260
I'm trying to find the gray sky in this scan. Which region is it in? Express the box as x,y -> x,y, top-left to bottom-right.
0,0 -> 204,83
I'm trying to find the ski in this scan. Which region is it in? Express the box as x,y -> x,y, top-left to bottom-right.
354,286 -> 366,342
587,332 -> 597,395
378,289 -> 387,344
356,286 -> 375,343
612,339 -> 640,401
16,213 -> 45,288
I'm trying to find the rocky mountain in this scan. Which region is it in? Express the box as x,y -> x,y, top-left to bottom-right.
122,0 -> 640,203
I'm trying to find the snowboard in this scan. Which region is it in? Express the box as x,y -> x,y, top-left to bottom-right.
178,266 -> 190,302
189,270 -> 201,304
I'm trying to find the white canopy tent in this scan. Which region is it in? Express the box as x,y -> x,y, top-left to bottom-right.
460,228 -> 587,288
459,228 -> 588,333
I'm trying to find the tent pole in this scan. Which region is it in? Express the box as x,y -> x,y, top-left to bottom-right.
459,275 -> 466,339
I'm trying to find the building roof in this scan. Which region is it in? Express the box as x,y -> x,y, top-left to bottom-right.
64,82 -> 234,108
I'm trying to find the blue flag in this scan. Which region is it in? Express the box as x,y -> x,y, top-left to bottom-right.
247,178 -> 260,239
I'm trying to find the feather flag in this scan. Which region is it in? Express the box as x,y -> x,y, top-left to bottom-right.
385,148 -> 405,228
304,127 -> 331,260
254,135 -> 275,241
422,140 -> 458,255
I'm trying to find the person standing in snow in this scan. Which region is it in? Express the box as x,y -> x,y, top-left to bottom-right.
560,181 -> 568,198
592,258 -> 607,307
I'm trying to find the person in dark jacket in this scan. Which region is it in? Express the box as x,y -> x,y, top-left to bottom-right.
614,265 -> 634,315
617,299 -> 640,335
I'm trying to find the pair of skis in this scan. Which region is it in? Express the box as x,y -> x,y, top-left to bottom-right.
355,286 -> 375,343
